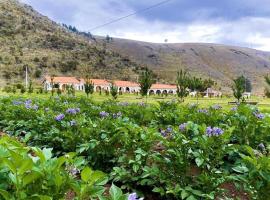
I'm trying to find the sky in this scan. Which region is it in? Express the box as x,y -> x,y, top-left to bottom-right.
20,0 -> 270,51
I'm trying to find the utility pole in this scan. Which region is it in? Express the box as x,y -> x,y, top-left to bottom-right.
25,65 -> 28,89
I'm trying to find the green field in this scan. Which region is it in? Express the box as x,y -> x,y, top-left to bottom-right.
3,91 -> 270,111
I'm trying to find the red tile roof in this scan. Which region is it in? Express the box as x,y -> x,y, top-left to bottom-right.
80,79 -> 110,86
151,84 -> 177,90
44,76 -> 80,84
114,81 -> 139,87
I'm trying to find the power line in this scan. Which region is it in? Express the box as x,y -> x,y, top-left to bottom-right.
89,0 -> 173,32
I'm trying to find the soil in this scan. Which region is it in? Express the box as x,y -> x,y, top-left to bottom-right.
217,182 -> 250,200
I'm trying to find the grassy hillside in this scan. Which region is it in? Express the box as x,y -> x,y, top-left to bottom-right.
106,38 -> 270,93
1,0 -> 270,94
0,0 -> 142,86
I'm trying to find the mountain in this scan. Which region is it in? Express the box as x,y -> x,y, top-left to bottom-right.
1,0 -> 270,94
0,0 -> 142,86
105,38 -> 270,93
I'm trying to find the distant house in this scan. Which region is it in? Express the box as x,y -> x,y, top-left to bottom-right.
43,76 -> 178,94
43,76 -> 83,91
149,84 -> 177,95
114,81 -> 140,93
80,79 -> 111,92
203,88 -> 222,97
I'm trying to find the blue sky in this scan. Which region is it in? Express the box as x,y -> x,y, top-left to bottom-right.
20,0 -> 270,51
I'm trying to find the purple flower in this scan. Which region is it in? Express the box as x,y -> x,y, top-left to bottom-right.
113,112 -> 122,119
198,109 -> 208,114
55,114 -> 65,121
211,104 -> 222,110
66,108 -> 80,115
206,126 -> 224,137
70,120 -> 76,126
253,112 -> 265,120
128,193 -> 143,200
138,102 -> 146,106
100,111 -> 109,118
160,129 -> 167,137
231,107 -> 238,111
25,103 -> 32,109
258,143 -> 265,151
212,127 -> 224,136
25,99 -> 32,105
179,123 -> 187,132
118,102 -> 129,106
13,100 -> 23,105
66,108 -> 76,115
166,127 -> 173,133
206,126 -> 213,136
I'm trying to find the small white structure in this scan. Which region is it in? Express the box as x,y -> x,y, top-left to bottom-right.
204,88 -> 222,98
243,92 -> 251,99
189,91 -> 197,97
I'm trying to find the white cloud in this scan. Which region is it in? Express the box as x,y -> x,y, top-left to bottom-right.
19,0 -> 270,51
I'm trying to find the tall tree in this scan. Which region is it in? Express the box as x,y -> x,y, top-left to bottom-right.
176,69 -> 190,102
232,75 -> 246,103
244,77 -> 252,93
264,75 -> 270,97
50,75 -> 55,96
139,68 -> 154,101
84,74 -> 94,98
110,82 -> 118,100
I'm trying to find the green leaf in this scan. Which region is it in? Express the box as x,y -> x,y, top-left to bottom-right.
195,157 -> 204,167
0,189 -> 13,200
81,167 -> 92,182
18,158 -> 33,175
232,165 -> 249,173
186,195 -> 197,200
109,183 -> 123,200
181,190 -> 189,199
23,171 -> 41,186
42,148 -> 53,160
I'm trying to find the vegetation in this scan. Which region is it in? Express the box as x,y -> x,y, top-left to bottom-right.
84,79 -> 94,98
176,70 -> 190,102
0,0 -> 143,85
110,83 -> 118,100
0,96 -> 269,199
138,68 -> 154,99
232,75 -> 246,103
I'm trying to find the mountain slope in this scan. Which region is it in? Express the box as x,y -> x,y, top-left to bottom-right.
106,38 -> 270,93
0,0 -> 142,86
1,0 -> 270,94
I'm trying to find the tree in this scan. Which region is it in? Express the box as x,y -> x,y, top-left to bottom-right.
139,68 -> 154,101
244,77 -> 252,93
50,75 -> 55,96
176,70 -> 190,102
84,77 -> 94,97
110,82 -> 118,100
264,75 -> 270,97
232,75 -> 246,103
188,76 -> 204,102
28,79 -> 34,94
